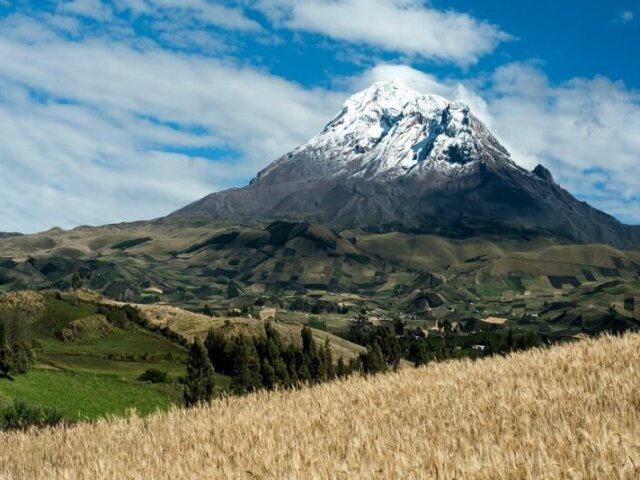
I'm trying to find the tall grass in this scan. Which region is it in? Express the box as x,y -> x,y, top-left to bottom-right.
1,334 -> 639,479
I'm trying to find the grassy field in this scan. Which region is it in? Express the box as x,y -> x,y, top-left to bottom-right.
38,329 -> 186,357
1,334 -> 639,479
0,369 -> 175,419
0,292 -> 217,421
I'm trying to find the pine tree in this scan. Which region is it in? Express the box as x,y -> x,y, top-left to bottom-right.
301,326 -> 315,357
71,272 -> 82,290
335,357 -> 346,377
230,335 -> 262,394
183,339 -> 215,407
323,337 -> 334,380
301,326 -> 320,381
310,349 -> 325,382
272,356 -> 291,387
374,325 -> 402,369
204,329 -> 229,374
409,342 -> 429,367
295,348 -> 311,383
360,342 -> 386,374
506,328 -> 514,352
347,356 -> 363,375
283,344 -> 299,384
261,359 -> 276,389
262,324 -> 290,387
202,304 -> 214,317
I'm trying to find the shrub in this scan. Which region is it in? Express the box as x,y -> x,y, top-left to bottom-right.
138,369 -> 170,384
0,399 -> 65,431
10,341 -> 36,374
98,305 -> 130,329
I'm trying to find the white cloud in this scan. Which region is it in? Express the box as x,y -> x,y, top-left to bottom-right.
620,11 -> 634,23
487,63 -> 640,222
115,0 -> 263,31
59,0 -> 114,21
252,0 -> 510,66
0,14 -> 344,232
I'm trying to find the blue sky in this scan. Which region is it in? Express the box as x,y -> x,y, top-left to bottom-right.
0,0 -> 639,232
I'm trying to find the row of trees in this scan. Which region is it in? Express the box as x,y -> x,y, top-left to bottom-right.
345,323 -> 402,369
404,329 -> 541,366
204,324 -> 341,394
182,323 -> 400,406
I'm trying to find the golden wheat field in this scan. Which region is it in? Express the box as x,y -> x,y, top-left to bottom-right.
1,334 -> 640,479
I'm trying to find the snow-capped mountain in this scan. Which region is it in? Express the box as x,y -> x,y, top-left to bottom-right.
253,81 -> 513,185
173,82 -> 640,249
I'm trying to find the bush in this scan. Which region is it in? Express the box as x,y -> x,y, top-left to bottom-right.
138,368 -> 170,384
10,340 -> 36,374
0,399 -> 65,431
98,305 -> 130,329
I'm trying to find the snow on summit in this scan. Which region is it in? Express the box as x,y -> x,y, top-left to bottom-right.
255,81 -> 514,185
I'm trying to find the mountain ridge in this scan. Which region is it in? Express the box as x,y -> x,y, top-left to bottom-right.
173,81 -> 640,249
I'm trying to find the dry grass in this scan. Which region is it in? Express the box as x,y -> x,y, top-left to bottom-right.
0,291 -> 45,316
132,303 -> 365,360
2,334 -> 640,479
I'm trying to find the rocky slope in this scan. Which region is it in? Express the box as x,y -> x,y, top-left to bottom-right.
173,81 -> 640,249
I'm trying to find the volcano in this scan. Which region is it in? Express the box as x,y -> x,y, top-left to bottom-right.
173,81 -> 640,248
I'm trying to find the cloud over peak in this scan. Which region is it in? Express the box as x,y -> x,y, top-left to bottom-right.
252,0 -> 510,66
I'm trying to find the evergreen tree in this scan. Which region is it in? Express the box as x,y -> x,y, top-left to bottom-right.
230,335 -> 262,394
261,359 -> 277,389
202,304 -> 214,317
295,348 -> 311,383
262,324 -> 290,387
204,329 -> 229,374
335,357 -> 346,378
348,356 -> 363,375
283,344 -> 300,385
323,338 -> 334,380
506,328 -> 514,352
360,341 -> 386,374
301,326 -> 319,381
310,349 -> 325,382
183,338 -> 215,407
272,356 -> 291,387
301,326 -> 315,357
374,325 -> 402,369
409,342 -> 429,367
71,272 -> 82,290
393,315 -> 405,336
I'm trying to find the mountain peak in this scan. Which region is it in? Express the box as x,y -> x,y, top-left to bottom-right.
253,81 -> 512,185
340,81 -> 450,122
532,164 -> 555,183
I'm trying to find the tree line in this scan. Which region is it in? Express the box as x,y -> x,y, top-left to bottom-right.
182,322 -> 399,406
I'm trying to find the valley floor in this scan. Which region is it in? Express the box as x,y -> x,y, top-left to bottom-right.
1,334 -> 640,479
